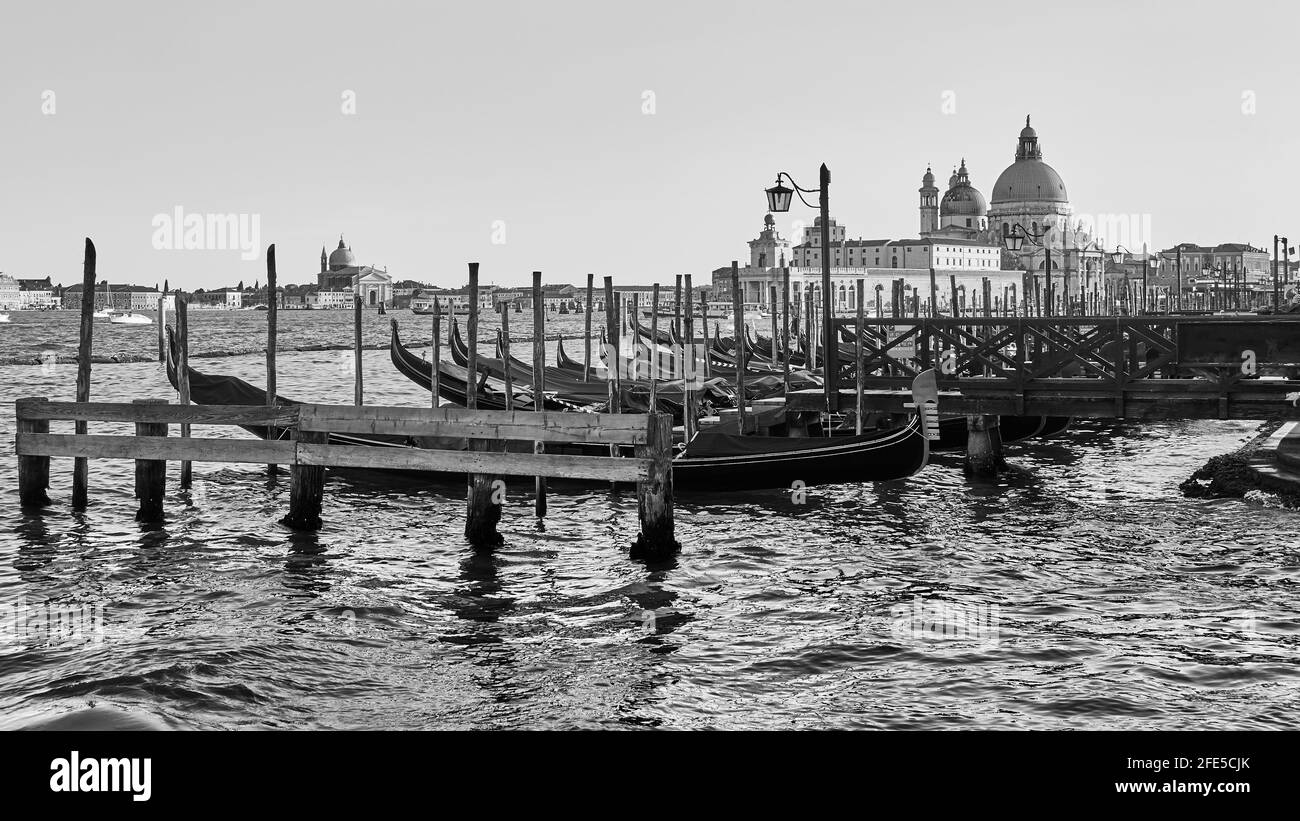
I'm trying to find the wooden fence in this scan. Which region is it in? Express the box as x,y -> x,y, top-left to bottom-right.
14,398 -> 677,556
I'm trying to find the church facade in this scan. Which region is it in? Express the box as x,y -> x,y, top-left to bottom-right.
318,236 -> 394,307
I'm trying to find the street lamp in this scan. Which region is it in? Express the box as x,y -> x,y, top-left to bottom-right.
764,165 -> 837,413
1002,223 -> 1054,316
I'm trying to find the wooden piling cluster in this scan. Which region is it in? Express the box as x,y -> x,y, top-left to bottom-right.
13,398 -> 679,557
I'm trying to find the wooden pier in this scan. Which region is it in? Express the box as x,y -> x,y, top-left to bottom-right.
788,315 -> 1300,421
13,398 -> 679,557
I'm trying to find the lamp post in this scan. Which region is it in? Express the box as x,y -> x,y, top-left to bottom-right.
1002,222 -> 1054,316
766,165 -> 837,413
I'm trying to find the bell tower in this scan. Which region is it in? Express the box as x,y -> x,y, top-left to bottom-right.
919,166 -> 939,235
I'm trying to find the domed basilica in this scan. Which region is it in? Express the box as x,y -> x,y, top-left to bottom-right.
920,116 -> 1103,277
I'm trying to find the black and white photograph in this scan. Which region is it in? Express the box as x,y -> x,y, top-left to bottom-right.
0,0 -> 1293,802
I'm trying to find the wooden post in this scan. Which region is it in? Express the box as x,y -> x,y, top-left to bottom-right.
631,412 -> 679,560
16,397 -> 50,508
731,261 -> 746,434
266,244 -> 279,475
964,414 -> 1002,477
929,266 -> 939,318
631,292 -> 641,380
157,295 -> 166,364
464,262 -> 503,546
431,298 -> 441,408
604,276 -> 620,412
133,398 -> 168,522
72,238 -> 96,510
499,301 -> 514,411
673,274 -> 683,339
700,292 -> 711,380
806,291 -> 816,371
650,283 -> 660,411
583,273 -> 594,382
176,295 -> 192,489
683,274 -> 696,443
353,295 -> 363,405
283,428 -> 325,531
532,270 -> 547,519
781,268 -> 791,395
855,278 -> 865,434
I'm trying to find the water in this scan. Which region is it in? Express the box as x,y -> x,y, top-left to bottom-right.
2,310 -> 1298,729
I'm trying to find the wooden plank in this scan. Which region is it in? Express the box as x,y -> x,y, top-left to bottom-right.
18,433 -> 297,464
296,442 -> 651,482
14,400 -> 300,427
297,404 -> 649,443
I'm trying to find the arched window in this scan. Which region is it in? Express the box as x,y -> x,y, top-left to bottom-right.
1002,222 -> 1009,235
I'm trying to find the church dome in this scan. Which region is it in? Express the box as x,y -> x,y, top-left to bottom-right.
764,213 -> 775,227
940,158 -> 986,216
921,166 -> 935,187
941,184 -> 987,216
328,237 -> 356,271
991,116 -> 1069,205
991,160 -> 1068,204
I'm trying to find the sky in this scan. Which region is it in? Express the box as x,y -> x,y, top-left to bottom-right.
1,0 -> 1296,290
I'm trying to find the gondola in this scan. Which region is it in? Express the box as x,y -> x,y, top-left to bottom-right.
673,414 -> 929,490
673,369 -> 936,490
391,321 -> 595,411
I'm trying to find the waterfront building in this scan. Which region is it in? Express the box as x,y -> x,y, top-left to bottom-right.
0,275 -> 20,309
318,236 -> 393,307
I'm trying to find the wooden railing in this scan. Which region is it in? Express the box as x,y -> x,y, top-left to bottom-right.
784,316 -> 1300,419
14,398 -> 677,555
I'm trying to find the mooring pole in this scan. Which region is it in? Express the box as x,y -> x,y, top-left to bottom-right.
72,238 -> 96,509
133,398 -> 168,522
700,292 -> 711,380
964,414 -> 1003,477
176,295 -> 192,489
464,262 -> 502,546
631,292 -> 641,381
584,273 -> 594,382
855,278 -> 865,434
631,412 -> 679,560
782,268 -> 791,395
731,261 -> 746,435
683,274 -> 696,444
157,295 -> 166,364
16,397 -> 51,508
673,274 -> 683,339
283,423 -> 325,531
499,301 -> 514,411
353,295 -> 363,406
431,298 -> 441,408
649,283 -> 660,412
532,270 -> 547,520
266,244 -> 279,476
604,276 -> 620,411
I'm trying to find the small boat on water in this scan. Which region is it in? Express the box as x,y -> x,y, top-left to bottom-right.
0,313 -> 10,323
110,311 -> 153,325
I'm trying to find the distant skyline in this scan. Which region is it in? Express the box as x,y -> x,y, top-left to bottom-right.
1,0 -> 1296,290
